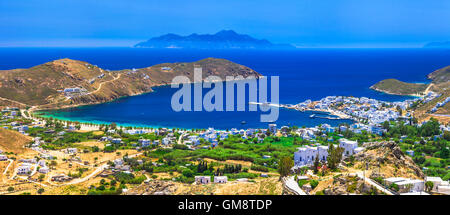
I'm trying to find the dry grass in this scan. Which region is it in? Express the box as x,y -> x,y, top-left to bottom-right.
173,176 -> 282,195
0,128 -> 33,154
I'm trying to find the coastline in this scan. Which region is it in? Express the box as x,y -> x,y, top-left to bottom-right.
369,85 -> 427,98
31,76 -> 262,112
33,77 -> 265,130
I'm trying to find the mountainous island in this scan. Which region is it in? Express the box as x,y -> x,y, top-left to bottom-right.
0,58 -> 260,109
134,30 -> 295,49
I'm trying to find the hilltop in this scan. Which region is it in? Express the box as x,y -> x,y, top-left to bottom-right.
0,58 -> 261,109
371,64 -> 450,96
370,79 -> 428,96
134,30 -> 295,49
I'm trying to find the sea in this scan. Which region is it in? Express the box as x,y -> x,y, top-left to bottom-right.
1,48 -> 449,129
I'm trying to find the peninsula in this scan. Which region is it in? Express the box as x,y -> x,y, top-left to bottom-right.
371,65 -> 450,96
0,58 -> 261,110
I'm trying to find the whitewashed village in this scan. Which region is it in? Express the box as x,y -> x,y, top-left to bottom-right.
0,91 -> 449,195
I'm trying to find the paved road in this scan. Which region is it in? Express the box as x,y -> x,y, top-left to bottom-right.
356,171 -> 394,195
178,131 -> 188,144
284,176 -> 307,195
63,163 -> 108,185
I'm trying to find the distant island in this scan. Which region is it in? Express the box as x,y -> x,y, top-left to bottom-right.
134,30 -> 295,49
423,41 -> 450,48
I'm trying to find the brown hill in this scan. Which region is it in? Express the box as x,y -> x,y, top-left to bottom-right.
0,58 -> 260,109
0,128 -> 32,154
370,79 -> 428,96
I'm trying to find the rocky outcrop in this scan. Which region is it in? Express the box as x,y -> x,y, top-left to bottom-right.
356,141 -> 424,179
124,180 -> 176,195
322,174 -> 378,195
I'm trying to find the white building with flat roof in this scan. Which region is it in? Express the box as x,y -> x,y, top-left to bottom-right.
17,164 -> 32,175
339,138 -> 358,156
195,176 -> 211,184
426,176 -> 450,194
214,176 -> 228,183
294,145 -> 329,166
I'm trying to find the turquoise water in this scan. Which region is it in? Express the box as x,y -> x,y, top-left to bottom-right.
2,48 -> 449,129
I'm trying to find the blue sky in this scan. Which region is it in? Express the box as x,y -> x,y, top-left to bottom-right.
1,0 -> 449,47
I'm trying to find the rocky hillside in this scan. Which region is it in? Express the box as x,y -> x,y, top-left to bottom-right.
0,58 -> 260,109
427,65 -> 450,84
354,141 -> 424,179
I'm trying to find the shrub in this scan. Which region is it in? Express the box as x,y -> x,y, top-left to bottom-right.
310,180 -> 319,189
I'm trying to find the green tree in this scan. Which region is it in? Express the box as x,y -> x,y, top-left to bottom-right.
327,144 -> 344,170
425,181 -> 434,192
182,169 -> 194,178
37,188 -> 45,194
313,153 -> 320,174
278,156 -> 294,179
38,174 -> 45,182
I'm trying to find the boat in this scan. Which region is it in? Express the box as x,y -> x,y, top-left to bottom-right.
241,121 -> 247,124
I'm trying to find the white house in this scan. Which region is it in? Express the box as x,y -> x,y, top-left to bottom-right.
214,176 -> 228,183
0,154 -> 7,161
111,138 -> 122,144
339,139 -> 358,156
114,159 -> 124,166
294,145 -> 329,166
39,166 -> 50,174
139,139 -> 151,147
385,177 -> 425,193
17,164 -> 32,175
66,148 -> 78,154
425,176 -> 450,194
396,179 -> 424,193
195,176 -> 211,184
406,150 -> 414,157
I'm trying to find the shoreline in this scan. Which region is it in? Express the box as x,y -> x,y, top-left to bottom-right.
369,86 -> 425,98
31,76 -> 263,112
